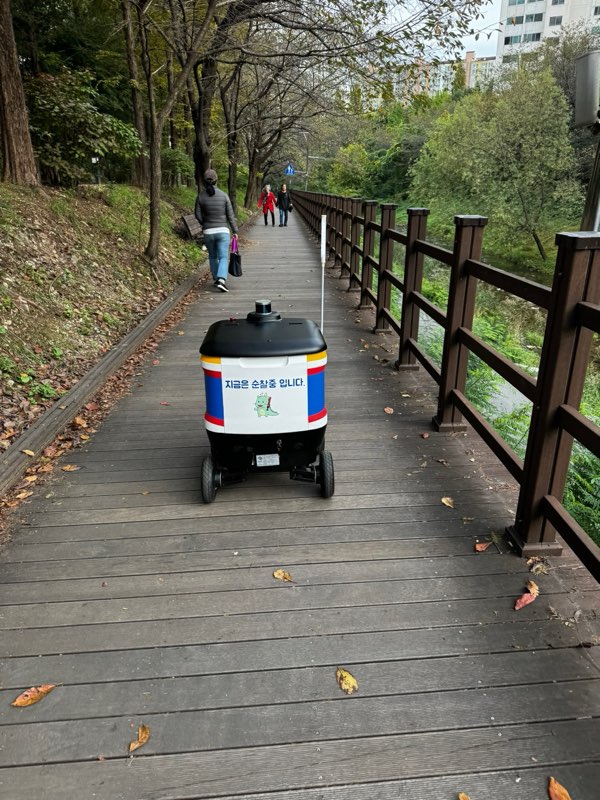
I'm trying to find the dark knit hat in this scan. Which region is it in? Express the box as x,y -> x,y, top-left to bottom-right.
204,169 -> 218,184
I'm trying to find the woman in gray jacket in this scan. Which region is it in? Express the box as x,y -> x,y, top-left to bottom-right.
194,169 -> 238,292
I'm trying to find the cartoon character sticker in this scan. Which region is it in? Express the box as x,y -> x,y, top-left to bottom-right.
254,393 -> 279,417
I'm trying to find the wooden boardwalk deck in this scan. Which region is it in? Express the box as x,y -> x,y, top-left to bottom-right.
0,213 -> 599,800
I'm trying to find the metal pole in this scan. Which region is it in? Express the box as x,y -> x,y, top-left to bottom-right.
581,134 -> 600,230
304,134 -> 309,191
320,214 -> 326,331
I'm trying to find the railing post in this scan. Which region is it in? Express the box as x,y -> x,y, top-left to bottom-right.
506,232 -> 600,556
374,204 -> 397,333
348,198 -> 363,292
335,197 -> 343,271
327,195 -> 335,261
397,208 -> 430,369
433,215 -> 488,431
341,197 -> 352,279
359,201 -> 378,309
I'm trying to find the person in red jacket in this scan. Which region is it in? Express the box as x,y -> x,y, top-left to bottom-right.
258,184 -> 277,227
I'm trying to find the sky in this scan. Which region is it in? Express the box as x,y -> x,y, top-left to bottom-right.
460,0 -> 503,58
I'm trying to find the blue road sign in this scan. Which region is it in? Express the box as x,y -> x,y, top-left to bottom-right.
284,163 -> 295,176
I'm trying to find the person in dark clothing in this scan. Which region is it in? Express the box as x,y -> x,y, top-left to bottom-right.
257,184 -> 277,226
276,184 -> 291,227
194,169 -> 238,293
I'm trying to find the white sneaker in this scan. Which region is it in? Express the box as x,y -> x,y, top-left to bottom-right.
216,279 -> 229,293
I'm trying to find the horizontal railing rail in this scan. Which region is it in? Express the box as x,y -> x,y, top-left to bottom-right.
292,190 -> 600,581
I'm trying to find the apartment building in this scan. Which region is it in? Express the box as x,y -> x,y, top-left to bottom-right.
497,0 -> 600,61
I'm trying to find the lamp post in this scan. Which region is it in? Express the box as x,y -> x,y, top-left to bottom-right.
301,131 -> 309,190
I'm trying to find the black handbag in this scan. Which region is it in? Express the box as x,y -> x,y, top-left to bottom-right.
288,203 -> 293,212
228,238 -> 242,277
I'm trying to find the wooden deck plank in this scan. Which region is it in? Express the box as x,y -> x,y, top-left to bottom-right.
0,720 -> 598,800
2,680 -> 600,767
0,213 -> 598,798
1,648 -> 595,719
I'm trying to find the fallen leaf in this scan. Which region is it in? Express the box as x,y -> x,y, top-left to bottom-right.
273,568 -> 293,582
336,667 -> 358,695
21,449 -> 35,457
80,434 -> 90,441
441,496 -> 454,508
548,777 -> 573,800
159,401 -> 171,406
73,416 -> 87,429
152,359 -> 160,366
38,464 -> 54,473
474,542 -> 492,552
384,406 -> 394,414
458,794 -> 472,800
421,432 -> 429,439
515,591 -> 537,610
11,684 -> 56,707
15,490 -> 33,500
177,330 -> 185,336
128,724 -> 150,753
24,475 -> 37,483
527,580 -> 539,598
527,556 -> 549,575
61,464 -> 81,472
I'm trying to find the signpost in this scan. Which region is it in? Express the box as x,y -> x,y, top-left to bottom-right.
284,163 -> 295,176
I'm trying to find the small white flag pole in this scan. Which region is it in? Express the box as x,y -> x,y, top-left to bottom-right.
320,214 -> 327,332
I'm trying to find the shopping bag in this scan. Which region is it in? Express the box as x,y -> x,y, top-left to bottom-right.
228,237 -> 242,277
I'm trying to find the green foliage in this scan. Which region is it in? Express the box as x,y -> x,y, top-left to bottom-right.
410,70 -> 581,261
161,148 -> 195,188
327,143 -> 369,195
25,69 -> 141,185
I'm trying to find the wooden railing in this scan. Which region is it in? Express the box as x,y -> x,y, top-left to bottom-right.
292,191 -> 600,581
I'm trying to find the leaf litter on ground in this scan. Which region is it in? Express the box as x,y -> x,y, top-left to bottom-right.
336,667 -> 358,695
273,568 -> 293,582
11,684 -> 57,707
128,724 -> 151,753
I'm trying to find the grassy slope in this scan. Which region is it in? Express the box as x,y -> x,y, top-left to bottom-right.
0,183 -> 213,442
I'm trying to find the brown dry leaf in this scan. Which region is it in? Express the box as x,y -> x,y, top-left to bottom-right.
177,330 -> 185,336
336,667 -> 358,695
128,724 -> 150,753
21,449 -> 35,457
458,794 -> 472,800
421,432 -> 430,439
273,568 -> 293,582
159,401 -> 171,406
15,490 -> 33,500
441,496 -> 454,508
38,463 -> 54,473
61,464 -> 81,472
24,475 -> 38,483
548,777 -> 573,800
527,580 -> 540,598
11,684 -> 56,707
474,542 -> 492,552
152,359 -> 160,366
384,406 -> 394,414
515,591 -> 537,611
80,434 -> 90,441
73,416 -> 88,429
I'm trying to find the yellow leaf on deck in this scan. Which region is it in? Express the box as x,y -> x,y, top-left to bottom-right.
22,449 -> 35,457
273,568 -> 293,582
458,794 -> 472,800
336,667 -> 358,695
11,684 -> 56,707
24,475 -> 38,483
73,416 -> 87,429
548,777 -> 573,800
527,579 -> 539,598
441,496 -> 454,508
61,464 -> 81,472
129,724 -> 150,753
15,490 -> 33,500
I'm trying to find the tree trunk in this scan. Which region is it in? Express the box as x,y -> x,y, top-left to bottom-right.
244,154 -> 261,208
0,0 -> 38,185
531,228 -> 548,262
121,0 -> 149,187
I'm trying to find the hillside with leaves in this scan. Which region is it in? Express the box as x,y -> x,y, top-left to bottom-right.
0,183 -> 203,448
